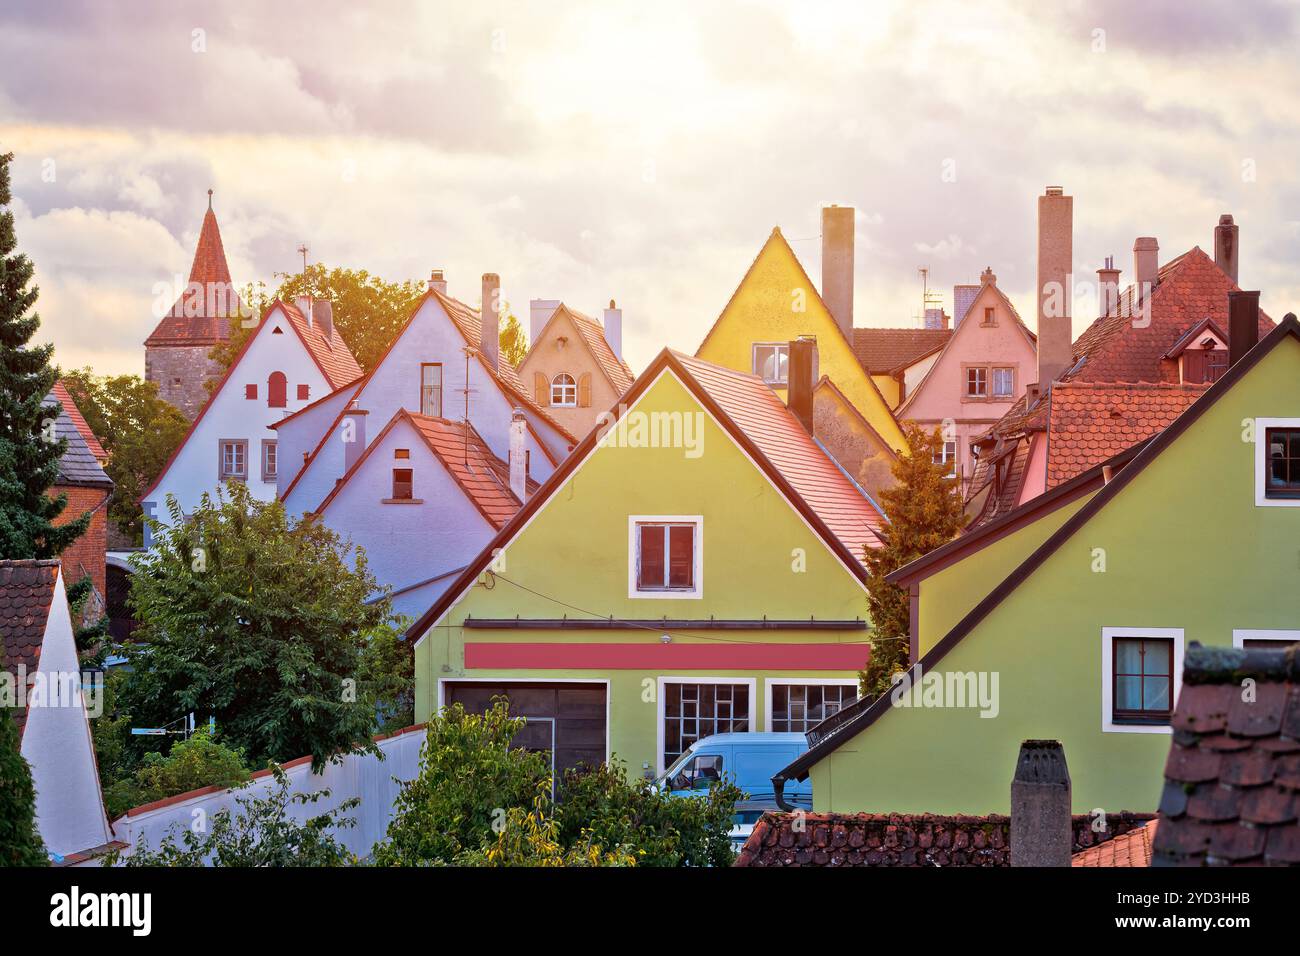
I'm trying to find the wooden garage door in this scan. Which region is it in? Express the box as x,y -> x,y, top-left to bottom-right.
443,682 -> 607,781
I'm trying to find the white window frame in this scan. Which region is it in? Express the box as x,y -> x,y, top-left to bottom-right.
933,439 -> 958,478
752,343 -> 789,386
1232,629 -> 1300,648
628,515 -> 703,599
1254,418 -> 1300,507
656,676 -> 756,776
991,366 -> 1015,400
763,678 -> 860,733
420,363 -> 443,417
1100,627 -> 1184,735
551,373 -> 578,407
219,439 -> 247,480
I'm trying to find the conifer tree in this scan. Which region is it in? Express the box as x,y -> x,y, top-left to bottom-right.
0,152 -> 89,558
0,711 -> 47,866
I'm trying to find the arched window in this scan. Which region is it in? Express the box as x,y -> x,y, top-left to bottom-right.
551,373 -> 577,407
267,371 -> 287,408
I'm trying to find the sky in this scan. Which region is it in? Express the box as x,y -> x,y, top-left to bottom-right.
2,0 -> 1299,376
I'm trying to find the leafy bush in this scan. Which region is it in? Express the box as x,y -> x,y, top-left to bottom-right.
102,726 -> 252,819
451,796 -> 636,867
372,700 -> 551,865
0,710 -> 46,866
110,766 -> 357,867
555,760 -> 743,867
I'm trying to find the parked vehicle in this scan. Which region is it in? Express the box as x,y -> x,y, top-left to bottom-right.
657,732 -> 812,846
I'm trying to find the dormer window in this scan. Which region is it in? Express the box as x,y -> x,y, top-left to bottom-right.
1182,343 -> 1228,384
753,343 -> 789,385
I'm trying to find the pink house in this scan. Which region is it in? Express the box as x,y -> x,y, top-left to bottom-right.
893,267 -> 1037,484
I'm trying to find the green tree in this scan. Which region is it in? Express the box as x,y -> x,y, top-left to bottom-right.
102,726 -> 252,820
0,711 -> 46,866
0,152 -> 89,559
122,484 -> 404,770
498,305 -> 528,367
453,795 -> 636,867
60,370 -> 190,543
373,700 -> 551,865
554,760 -> 743,867
109,766 -> 357,867
859,423 -> 967,699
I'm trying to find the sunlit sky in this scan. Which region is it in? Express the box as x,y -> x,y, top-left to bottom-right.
2,0 -> 1299,375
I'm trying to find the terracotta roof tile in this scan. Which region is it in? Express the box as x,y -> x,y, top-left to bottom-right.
0,560 -> 61,741
852,327 -> 953,374
1072,821 -> 1158,867
408,414 -> 538,529
563,306 -> 635,394
277,299 -> 364,390
144,206 -> 242,347
1152,642 -> 1300,866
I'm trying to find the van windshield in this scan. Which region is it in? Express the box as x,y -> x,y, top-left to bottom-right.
660,748 -> 697,783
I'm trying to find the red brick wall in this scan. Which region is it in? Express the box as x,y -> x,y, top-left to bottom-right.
51,484 -> 109,603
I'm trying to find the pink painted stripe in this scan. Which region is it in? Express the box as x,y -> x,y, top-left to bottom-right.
464,642 -> 869,671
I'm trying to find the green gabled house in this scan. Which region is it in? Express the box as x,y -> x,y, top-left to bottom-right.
775,298 -> 1300,816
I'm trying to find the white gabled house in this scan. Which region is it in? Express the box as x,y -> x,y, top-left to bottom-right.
141,297 -> 363,545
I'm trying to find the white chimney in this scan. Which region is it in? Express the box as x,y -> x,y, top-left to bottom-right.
343,405 -> 367,472
481,273 -> 500,372
1133,237 -> 1159,304
530,299 -> 560,344
294,295 -> 313,327
603,299 -> 623,359
429,269 -> 447,295
313,299 -> 334,339
508,408 -> 528,501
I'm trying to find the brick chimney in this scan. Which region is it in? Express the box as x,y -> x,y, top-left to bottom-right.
1133,237 -> 1159,304
821,205 -> 854,337
1010,739 -> 1072,867
604,299 -> 623,360
786,335 -> 817,434
1215,214 -> 1239,284
313,298 -> 334,339
1097,257 -> 1120,318
429,269 -> 447,295
1228,289 -> 1261,367
1036,187 -> 1074,388
508,408 -> 528,501
481,273 -> 500,372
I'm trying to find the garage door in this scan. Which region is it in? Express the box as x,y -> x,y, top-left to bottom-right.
443,682 -> 607,782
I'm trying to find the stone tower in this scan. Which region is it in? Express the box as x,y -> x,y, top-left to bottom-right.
144,191 -> 241,419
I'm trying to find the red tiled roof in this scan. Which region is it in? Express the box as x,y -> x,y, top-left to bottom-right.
852,327 -> 953,374
562,306 -> 635,394
1073,821 -> 1157,867
1153,643 -> 1300,866
0,560 -> 60,741
1046,382 -> 1206,488
674,353 -> 885,560
51,381 -> 106,462
409,414 -> 538,528
144,205 -> 242,348
277,299 -> 364,390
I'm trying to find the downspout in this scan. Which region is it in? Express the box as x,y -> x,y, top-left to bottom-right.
773,774 -> 796,811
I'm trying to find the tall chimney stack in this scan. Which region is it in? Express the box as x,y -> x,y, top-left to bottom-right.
1228,290 -> 1261,368
1010,739 -> 1072,867
508,408 -> 528,501
1036,187 -> 1074,388
313,298 -> 334,339
1096,257 -> 1120,318
343,405 -> 368,472
786,336 -> 817,434
429,269 -> 447,295
529,299 -> 560,344
604,299 -> 623,360
481,273 -> 500,372
1215,214 -> 1239,284
821,205 -> 855,337
1133,237 -> 1159,304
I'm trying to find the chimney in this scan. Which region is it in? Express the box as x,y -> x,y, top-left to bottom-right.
1228,289 -> 1261,367
821,205 -> 855,336
429,269 -> 447,295
953,284 -> 979,327
1036,187 -> 1073,388
313,298 -> 334,339
343,405 -> 368,472
786,335 -> 817,434
481,273 -> 500,372
1133,237 -> 1159,304
529,298 -> 560,344
294,295 -> 312,326
1096,257 -> 1120,318
1215,214 -> 1239,284
603,299 -> 623,360
1010,739 -> 1072,867
508,408 -> 528,501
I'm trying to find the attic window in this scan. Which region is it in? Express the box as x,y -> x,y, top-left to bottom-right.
1254,419 -> 1300,507
753,344 -> 789,386
391,468 -> 413,500
630,517 -> 702,598
394,449 -> 410,460
272,326 -> 283,334
982,306 -> 996,326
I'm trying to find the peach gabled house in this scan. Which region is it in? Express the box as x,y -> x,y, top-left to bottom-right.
517,300 -> 634,440
967,192 -> 1273,528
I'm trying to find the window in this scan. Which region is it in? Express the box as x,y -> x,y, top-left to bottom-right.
632,519 -> 700,596
267,371 -> 287,408
245,384 -> 257,400
992,367 -> 1015,400
394,448 -> 410,460
768,682 -> 858,733
391,468 -> 413,500
1205,350 -> 1229,382
297,384 -> 309,401
219,439 -> 248,480
1111,637 -> 1174,725
420,363 -> 443,417
664,753 -> 724,792
551,373 -> 578,407
261,440 -> 277,481
932,440 -> 957,478
660,680 -> 751,773
982,306 -> 996,326
965,366 -> 987,398
752,343 -> 789,385
1234,630 -> 1300,649
1254,419 -> 1300,507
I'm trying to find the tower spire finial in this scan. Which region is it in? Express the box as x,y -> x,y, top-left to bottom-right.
207,188 -> 213,210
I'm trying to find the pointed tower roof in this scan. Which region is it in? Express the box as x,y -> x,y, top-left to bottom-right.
144,191 -> 242,348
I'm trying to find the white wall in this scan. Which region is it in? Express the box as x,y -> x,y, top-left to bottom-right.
275,380 -> 361,499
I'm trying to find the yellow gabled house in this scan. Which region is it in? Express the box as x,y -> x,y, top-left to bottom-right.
695,209 -> 906,455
